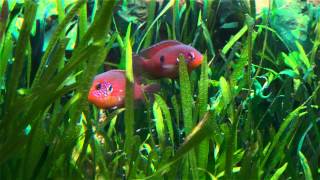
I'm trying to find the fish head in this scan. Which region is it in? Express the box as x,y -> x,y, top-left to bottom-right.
88,71 -> 125,109
153,45 -> 203,73
176,45 -> 203,70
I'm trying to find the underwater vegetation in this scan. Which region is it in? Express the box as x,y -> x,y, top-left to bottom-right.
0,0 -> 320,179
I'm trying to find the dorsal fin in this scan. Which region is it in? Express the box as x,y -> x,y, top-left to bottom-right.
139,40 -> 183,59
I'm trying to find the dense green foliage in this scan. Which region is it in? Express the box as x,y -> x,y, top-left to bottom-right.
0,0 -> 319,179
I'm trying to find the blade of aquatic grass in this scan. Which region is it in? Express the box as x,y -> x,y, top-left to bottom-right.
244,15 -> 255,144
36,96 -> 81,179
178,55 -> 198,179
310,18 -> 320,65
123,24 -> 135,170
260,81 -> 320,170
153,101 -> 166,150
22,108 -> 49,179
55,0 -> 65,24
72,0 -> 116,165
201,21 -> 215,57
178,55 -> 194,134
107,109 -> 125,138
222,25 -> 248,55
298,151 -> 313,180
143,0 -> 156,48
26,41 -> 32,87
224,124 -> 234,180
0,0 -> 9,39
72,43 -> 109,166
42,44 -> 102,93
136,0 -> 174,52
55,0 -> 65,70
72,0 -> 115,59
0,31 -> 12,92
78,1 -> 87,39
267,117 -> 301,174
69,0 -> 116,121
165,22 -> 173,39
145,112 -> 223,178
32,0 -> 86,87
40,39 -> 68,84
172,0 -> 180,40
219,76 -> 238,180
261,105 -> 307,168
91,137 -> 110,178
5,0 -> 37,113
270,162 -> 288,180
255,25 -> 291,51
297,118 -> 320,154
181,5 -> 191,40
0,43 -> 103,163
296,41 -> 311,70
154,94 -> 174,147
237,142 -> 259,180
197,54 -> 209,119
171,95 -> 181,143
0,83 -> 77,165
197,54 -> 209,178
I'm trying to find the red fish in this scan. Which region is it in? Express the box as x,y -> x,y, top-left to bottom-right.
133,40 -> 203,78
88,70 -> 158,109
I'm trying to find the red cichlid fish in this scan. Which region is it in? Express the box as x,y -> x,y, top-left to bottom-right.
133,40 -> 203,78
88,70 -> 158,109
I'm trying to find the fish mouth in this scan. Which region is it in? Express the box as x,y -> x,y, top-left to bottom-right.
161,64 -> 178,70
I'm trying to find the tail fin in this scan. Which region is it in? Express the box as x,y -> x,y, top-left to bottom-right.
133,53 -> 145,76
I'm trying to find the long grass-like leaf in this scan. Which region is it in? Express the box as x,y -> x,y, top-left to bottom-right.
123,23 -> 135,161
136,0 -> 174,52
0,31 -> 12,92
154,94 -> 174,147
222,25 -> 248,55
143,0 -> 156,48
32,0 -> 86,87
298,151 -> 313,180
153,100 -> 166,149
270,163 -> 288,180
197,54 -> 209,177
261,105 -> 307,168
179,55 -> 194,134
5,0 -> 37,112
145,112 -> 221,179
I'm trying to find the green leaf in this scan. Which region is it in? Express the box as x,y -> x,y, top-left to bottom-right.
222,25 -> 248,55
32,0 -> 86,87
201,23 -> 215,56
197,54 -> 209,176
270,163 -> 288,180
298,151 -> 313,180
147,112 -> 220,178
219,77 -> 231,107
154,94 -> 174,146
153,101 -> 166,150
123,23 -> 135,157
279,69 -> 299,78
136,0 -> 174,52
178,54 -> 193,134
262,105 -> 307,168
5,0 -> 37,113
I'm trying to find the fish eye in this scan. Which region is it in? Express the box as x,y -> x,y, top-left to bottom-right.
95,83 -> 101,90
160,55 -> 165,63
107,85 -> 113,92
187,52 -> 195,61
